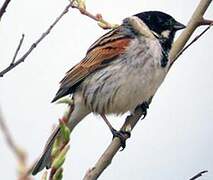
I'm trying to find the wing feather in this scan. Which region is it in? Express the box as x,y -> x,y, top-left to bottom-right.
52,27 -> 132,102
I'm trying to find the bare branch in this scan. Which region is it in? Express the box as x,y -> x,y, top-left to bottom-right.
0,0 -> 119,77
189,170 -> 208,180
0,3 -> 73,77
171,22 -> 212,64
11,34 -> 25,65
0,108 -> 22,160
18,159 -> 39,180
0,0 -> 11,21
0,108 -> 31,180
198,18 -> 213,26
169,0 -> 212,67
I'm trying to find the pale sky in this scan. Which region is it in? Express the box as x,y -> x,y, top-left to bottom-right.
0,0 -> 213,179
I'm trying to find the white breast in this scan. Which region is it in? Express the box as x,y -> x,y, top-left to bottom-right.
79,37 -> 169,115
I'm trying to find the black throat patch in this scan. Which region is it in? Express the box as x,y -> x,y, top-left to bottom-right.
160,48 -> 169,68
152,34 -> 169,68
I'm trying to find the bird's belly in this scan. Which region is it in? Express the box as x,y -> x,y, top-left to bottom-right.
79,38 -> 168,114
108,65 -> 167,114
111,73 -> 163,114
80,62 -> 167,115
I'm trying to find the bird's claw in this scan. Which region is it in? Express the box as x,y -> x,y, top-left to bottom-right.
111,129 -> 131,151
140,101 -> 149,119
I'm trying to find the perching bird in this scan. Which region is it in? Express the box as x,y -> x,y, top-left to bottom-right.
32,11 -> 185,175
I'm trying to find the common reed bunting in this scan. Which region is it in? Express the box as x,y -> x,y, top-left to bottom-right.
32,11 -> 185,175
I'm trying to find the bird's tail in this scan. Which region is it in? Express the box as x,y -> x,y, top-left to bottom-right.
32,99 -> 89,175
32,126 -> 61,175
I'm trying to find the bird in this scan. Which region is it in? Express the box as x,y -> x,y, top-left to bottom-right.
32,11 -> 185,175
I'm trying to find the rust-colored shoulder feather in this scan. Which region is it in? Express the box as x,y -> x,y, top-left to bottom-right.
52,27 -> 133,102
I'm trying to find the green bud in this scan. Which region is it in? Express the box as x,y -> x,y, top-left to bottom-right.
111,24 -> 119,29
51,135 -> 61,157
51,145 -> 59,158
60,122 -> 71,142
53,168 -> 63,180
51,145 -> 70,169
98,21 -> 109,29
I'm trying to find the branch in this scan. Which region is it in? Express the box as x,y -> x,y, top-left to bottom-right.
0,107 -> 31,180
83,0 -> 212,179
0,2 -> 73,77
70,0 -> 118,29
11,34 -> 25,65
189,170 -> 208,180
171,22 -> 212,64
0,109 -> 21,158
83,107 -> 144,180
169,0 -> 212,67
0,0 -> 11,21
198,18 -> 213,25
0,0 -> 118,77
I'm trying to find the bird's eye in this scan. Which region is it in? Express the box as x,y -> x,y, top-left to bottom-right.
164,19 -> 174,27
147,15 -> 151,21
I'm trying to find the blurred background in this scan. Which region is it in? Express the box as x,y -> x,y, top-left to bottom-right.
0,0 -> 212,179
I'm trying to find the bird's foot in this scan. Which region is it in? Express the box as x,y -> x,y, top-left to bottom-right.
140,101 -> 149,119
111,128 -> 131,151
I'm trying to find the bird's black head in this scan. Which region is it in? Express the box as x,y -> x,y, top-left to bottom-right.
134,11 -> 185,51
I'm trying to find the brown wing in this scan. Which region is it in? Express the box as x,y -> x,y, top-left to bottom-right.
52,28 -> 132,102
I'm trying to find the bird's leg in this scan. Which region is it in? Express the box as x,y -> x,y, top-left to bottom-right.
100,114 -> 130,150
140,101 -> 149,119
100,114 -> 115,132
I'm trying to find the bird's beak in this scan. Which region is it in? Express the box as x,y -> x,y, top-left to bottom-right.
174,21 -> 186,30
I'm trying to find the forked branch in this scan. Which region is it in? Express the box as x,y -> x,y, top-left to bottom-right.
170,21 -> 212,65
0,3 -> 73,77
0,0 -> 117,77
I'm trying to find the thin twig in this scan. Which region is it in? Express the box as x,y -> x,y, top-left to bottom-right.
0,3 -> 73,77
71,4 -> 98,21
0,107 -> 36,179
0,108 -> 21,158
189,170 -> 208,180
11,34 -> 25,65
19,159 -> 38,180
0,0 -> 117,77
0,0 -> 11,21
198,18 -> 213,26
70,0 -> 117,29
170,22 -> 212,66
0,108 -> 31,180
